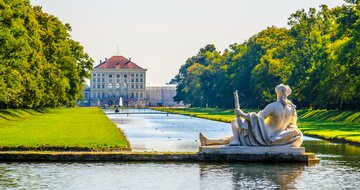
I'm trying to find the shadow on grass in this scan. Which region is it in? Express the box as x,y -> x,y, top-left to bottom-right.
0,109 -> 22,120
299,122 -> 359,132
0,109 -> 47,121
298,110 -> 360,123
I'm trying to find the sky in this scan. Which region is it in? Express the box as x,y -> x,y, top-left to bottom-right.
30,0 -> 345,85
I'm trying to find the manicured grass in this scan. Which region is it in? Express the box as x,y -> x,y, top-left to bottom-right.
0,108 -> 129,151
154,108 -> 360,145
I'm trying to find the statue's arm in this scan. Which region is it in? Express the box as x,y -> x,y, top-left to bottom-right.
235,108 -> 249,120
288,108 -> 298,128
258,104 -> 272,119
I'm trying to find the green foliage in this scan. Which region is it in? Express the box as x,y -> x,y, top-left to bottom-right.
0,0 -> 93,108
172,2 -> 359,110
0,108 -> 130,150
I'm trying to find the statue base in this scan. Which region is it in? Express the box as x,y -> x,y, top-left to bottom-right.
199,145 -> 305,155
199,145 -> 317,163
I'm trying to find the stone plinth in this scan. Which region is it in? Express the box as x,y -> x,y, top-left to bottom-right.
199,145 -> 305,155
0,149 -> 319,163
199,145 -> 317,163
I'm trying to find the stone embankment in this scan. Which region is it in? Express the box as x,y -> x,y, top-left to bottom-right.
0,151 -> 318,163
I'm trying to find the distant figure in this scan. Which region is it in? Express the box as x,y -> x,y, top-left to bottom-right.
115,108 -> 119,113
200,84 -> 303,147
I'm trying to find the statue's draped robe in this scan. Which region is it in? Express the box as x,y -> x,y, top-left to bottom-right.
233,112 -> 303,147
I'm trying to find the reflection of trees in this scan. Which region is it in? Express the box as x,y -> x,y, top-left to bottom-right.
0,164 -> 24,188
304,140 -> 360,156
199,163 -> 305,189
304,140 -> 360,168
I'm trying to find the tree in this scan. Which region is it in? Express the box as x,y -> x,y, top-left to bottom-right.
0,1 -> 93,108
172,2 -> 359,110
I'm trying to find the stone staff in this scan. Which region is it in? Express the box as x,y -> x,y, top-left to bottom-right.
234,90 -> 247,130
234,90 -> 240,110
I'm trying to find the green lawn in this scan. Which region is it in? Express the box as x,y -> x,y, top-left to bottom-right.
154,108 -> 360,145
0,108 -> 129,151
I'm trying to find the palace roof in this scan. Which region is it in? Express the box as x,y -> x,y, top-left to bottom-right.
94,56 -> 144,69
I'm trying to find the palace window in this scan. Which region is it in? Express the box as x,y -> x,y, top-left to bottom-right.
109,74 -> 112,78
102,84 -> 105,89
131,93 -> 134,98
93,85 -> 96,89
124,74 -> 127,78
135,93 -> 139,98
140,74 -> 143,77
140,84 -> 143,89
136,78 -> 138,82
140,78 -> 143,82
140,93 -> 143,98
97,84 -> 100,89
136,85 -> 138,89
131,84 -> 134,89
117,74 -> 120,78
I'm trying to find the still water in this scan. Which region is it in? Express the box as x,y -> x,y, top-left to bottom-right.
0,109 -> 359,189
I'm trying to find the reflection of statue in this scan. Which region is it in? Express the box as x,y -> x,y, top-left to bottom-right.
199,162 -> 305,189
200,84 -> 303,147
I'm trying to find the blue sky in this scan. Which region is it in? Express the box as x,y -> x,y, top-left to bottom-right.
30,0 -> 345,84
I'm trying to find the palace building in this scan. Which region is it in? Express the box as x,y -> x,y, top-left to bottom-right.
146,84 -> 179,107
88,55 -> 147,106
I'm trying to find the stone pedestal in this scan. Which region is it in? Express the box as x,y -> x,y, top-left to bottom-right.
199,145 -> 317,163
199,145 -> 305,155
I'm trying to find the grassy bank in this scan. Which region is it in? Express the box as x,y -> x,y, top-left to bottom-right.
154,108 -> 360,145
0,108 -> 129,151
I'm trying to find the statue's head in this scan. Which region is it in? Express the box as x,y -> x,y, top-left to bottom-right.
275,84 -> 292,97
275,84 -> 294,107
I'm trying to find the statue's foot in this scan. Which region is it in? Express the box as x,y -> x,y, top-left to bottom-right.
229,140 -> 241,146
199,132 -> 207,146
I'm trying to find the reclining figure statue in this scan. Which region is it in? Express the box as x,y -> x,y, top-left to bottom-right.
199,84 -> 303,147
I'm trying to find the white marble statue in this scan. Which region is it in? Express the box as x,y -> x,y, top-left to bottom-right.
199,84 -> 303,147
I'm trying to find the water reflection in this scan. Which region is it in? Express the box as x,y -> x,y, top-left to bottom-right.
199,163 -> 305,189
304,140 -> 360,168
0,162 -> 201,190
106,109 -> 231,152
2,161 -> 358,189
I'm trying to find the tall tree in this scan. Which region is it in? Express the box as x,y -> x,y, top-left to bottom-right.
0,0 -> 93,108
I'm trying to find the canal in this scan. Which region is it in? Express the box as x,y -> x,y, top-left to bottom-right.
0,109 -> 359,189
